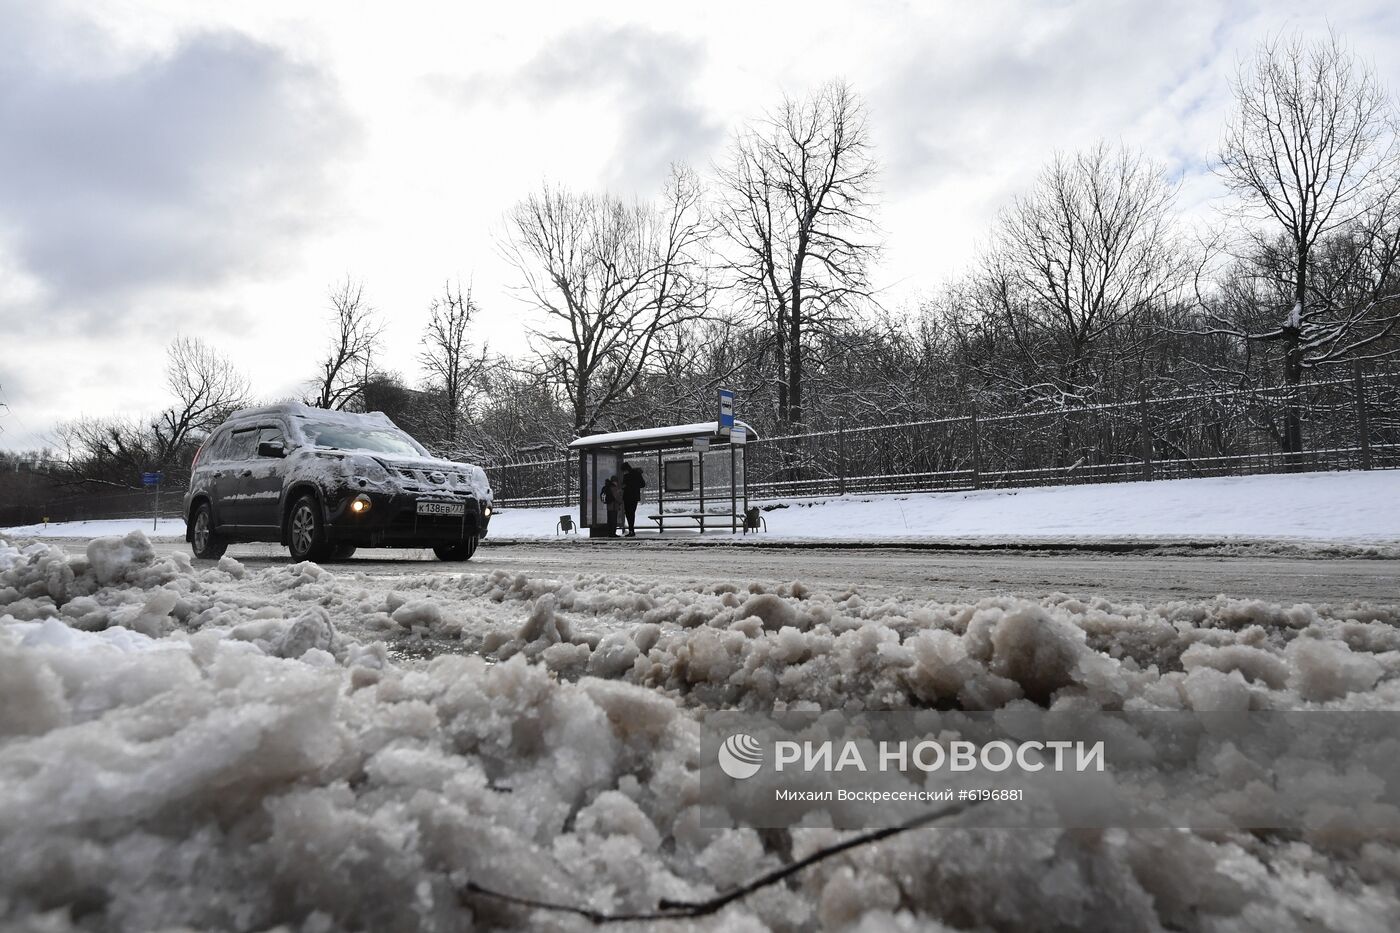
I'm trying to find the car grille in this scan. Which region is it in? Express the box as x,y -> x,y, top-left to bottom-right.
394,468 -> 476,493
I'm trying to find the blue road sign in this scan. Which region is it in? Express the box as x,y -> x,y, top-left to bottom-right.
718,388 -> 735,434
141,472 -> 163,487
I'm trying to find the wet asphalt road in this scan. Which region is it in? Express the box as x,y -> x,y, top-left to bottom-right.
50,537 -> 1400,606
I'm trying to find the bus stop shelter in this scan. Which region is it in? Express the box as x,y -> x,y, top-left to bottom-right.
568,420 -> 758,537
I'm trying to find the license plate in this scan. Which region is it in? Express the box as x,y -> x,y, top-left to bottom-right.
417,501 -> 464,517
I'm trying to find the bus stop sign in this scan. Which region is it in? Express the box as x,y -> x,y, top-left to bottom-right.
141,472 -> 163,487
718,388 -> 735,435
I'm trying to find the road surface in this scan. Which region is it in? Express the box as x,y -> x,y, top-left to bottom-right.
49,537 -> 1400,605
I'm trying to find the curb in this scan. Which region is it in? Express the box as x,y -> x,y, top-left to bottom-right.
481,535 -> 1400,558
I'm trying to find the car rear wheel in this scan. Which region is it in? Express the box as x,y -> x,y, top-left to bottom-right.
190,503 -> 227,560
287,495 -> 332,563
433,537 -> 478,562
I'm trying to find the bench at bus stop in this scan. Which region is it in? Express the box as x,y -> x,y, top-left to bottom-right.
648,507 -> 766,533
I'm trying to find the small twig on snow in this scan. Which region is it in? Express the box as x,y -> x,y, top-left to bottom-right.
460,803 -> 966,924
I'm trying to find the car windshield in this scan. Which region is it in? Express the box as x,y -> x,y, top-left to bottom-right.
300,423 -> 427,457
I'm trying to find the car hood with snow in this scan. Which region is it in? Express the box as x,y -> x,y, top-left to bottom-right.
368,454 -> 492,499
303,449 -> 493,500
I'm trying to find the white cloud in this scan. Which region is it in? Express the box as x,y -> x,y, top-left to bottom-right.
4,0 -> 1400,450
446,23 -> 722,194
0,9 -> 357,334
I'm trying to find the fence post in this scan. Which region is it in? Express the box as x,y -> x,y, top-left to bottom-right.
1354,359 -> 1372,470
698,447 -> 705,532
837,424 -> 847,496
556,452 -> 566,508
969,408 -> 982,490
1139,389 -> 1154,481
730,444 -> 737,533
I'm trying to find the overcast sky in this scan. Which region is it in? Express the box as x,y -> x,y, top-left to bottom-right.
3,0 -> 1400,451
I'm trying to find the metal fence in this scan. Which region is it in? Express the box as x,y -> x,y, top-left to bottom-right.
486,362 -> 1399,507
6,364 -> 1396,526
0,486 -> 187,528
743,362 -> 1399,499
484,456 -> 576,510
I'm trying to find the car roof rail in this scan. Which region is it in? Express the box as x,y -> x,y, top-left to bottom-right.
225,401 -> 397,427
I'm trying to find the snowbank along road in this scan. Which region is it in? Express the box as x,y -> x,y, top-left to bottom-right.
5,528 -> 1400,931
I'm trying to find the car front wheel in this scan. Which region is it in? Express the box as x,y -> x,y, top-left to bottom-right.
287,495 -> 331,563
433,537 -> 478,562
190,503 -> 227,560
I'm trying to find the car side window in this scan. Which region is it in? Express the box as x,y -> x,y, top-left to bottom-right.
227,428 -> 257,461
203,430 -> 231,462
257,426 -> 285,455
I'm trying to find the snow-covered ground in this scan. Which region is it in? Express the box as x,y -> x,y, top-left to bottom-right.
3,529 -> 1400,931
491,469 -> 1400,543
1,516 -> 186,539
7,471 -> 1397,546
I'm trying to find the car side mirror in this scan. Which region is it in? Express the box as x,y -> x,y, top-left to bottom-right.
258,441 -> 286,458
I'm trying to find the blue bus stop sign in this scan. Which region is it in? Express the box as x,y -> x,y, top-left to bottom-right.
718,388 -> 735,435
141,472 -> 163,487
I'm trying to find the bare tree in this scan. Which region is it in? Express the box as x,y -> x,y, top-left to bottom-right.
501,166 -> 710,434
419,281 -> 490,453
629,310 -> 768,426
155,336 -> 250,458
308,278 -> 384,410
471,363 -> 574,460
715,80 -> 880,427
53,337 -> 248,485
975,143 -> 1188,406
1209,30 -> 1400,453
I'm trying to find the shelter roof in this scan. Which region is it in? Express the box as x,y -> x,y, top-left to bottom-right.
568,420 -> 758,452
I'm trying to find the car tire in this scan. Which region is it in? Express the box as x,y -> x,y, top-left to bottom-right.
287,494 -> 332,563
329,544 -> 357,561
190,502 -> 228,560
433,537 -> 478,562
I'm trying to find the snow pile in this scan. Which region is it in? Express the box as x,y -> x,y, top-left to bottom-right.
3,533 -> 1400,931
459,571 -> 1400,716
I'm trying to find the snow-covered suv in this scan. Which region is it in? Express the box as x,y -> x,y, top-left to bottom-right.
183,403 -> 493,563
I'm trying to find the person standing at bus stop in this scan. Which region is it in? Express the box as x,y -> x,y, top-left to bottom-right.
621,462 -> 647,537
601,475 -> 622,536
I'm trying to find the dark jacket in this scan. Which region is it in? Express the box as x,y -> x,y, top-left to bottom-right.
622,469 -> 647,500
601,480 -> 621,507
